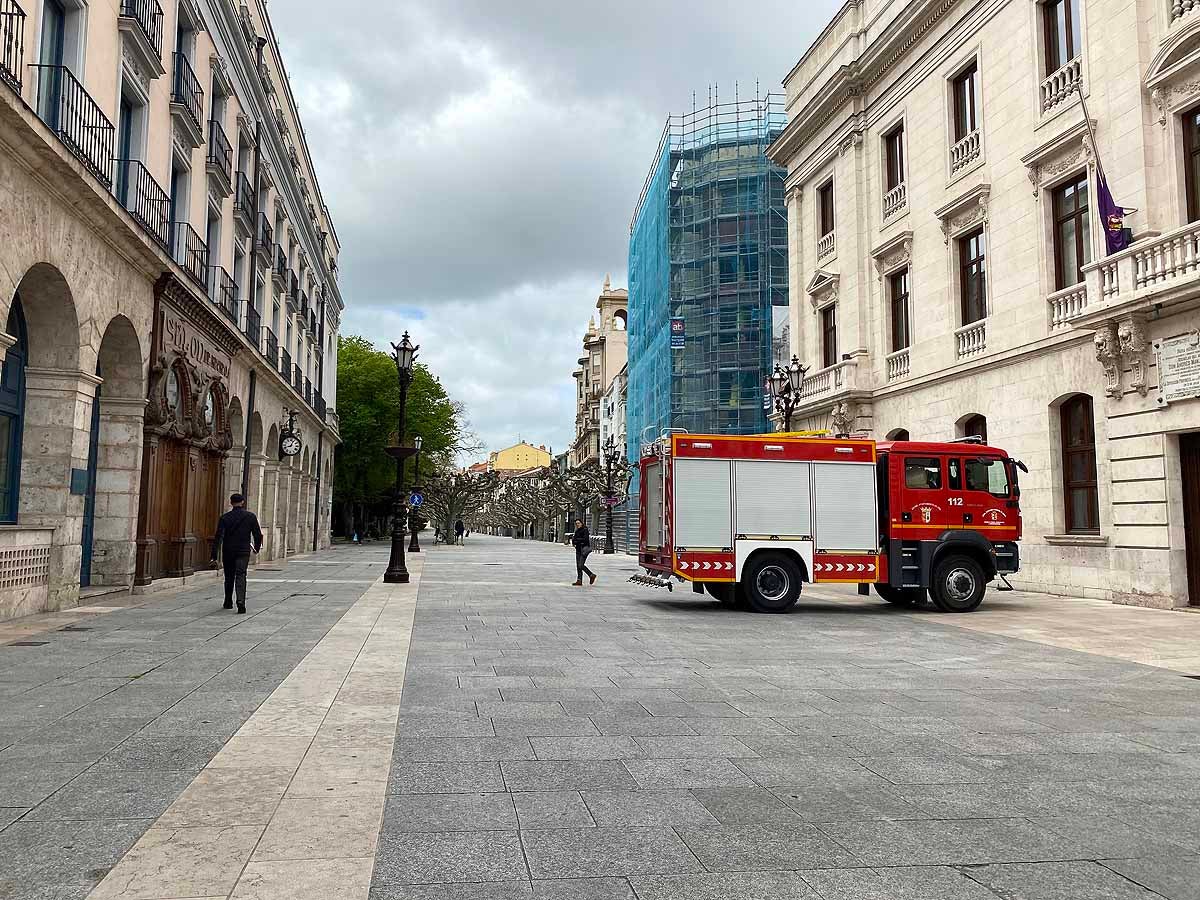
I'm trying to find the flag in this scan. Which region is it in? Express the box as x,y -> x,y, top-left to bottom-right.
1096,171 -> 1132,255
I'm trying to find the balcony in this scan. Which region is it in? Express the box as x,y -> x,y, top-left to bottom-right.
207,266 -> 238,324
1041,57 -> 1082,115
117,0 -> 165,80
0,0 -> 24,92
816,232 -> 836,262
955,318 -> 987,359
263,327 -> 279,369
114,159 -> 170,249
293,364 -> 303,393
244,303 -> 261,346
950,129 -> 981,175
1079,220 -> 1200,324
170,52 -> 204,149
172,222 -> 207,286
272,246 -> 287,288
882,183 -> 907,222
886,347 -> 910,381
32,65 -> 115,187
280,347 -> 291,379
286,274 -> 299,310
1172,0 -> 1198,23
238,2 -> 256,44
309,309 -> 318,333
233,171 -> 253,235
1047,283 -> 1088,330
313,391 -> 326,419
206,119 -> 232,197
255,215 -> 273,264
304,377 -> 312,405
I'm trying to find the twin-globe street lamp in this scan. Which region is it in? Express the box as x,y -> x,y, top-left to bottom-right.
601,435 -> 623,555
384,332 -> 419,584
766,355 -> 809,433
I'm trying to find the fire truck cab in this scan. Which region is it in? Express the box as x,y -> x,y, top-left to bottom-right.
636,432 -> 1023,614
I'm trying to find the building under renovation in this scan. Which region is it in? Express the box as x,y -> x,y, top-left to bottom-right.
626,91 -> 789,472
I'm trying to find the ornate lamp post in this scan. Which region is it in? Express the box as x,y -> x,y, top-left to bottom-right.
767,355 -> 809,433
408,435 -> 423,553
384,332 -> 419,584
601,435 -> 622,555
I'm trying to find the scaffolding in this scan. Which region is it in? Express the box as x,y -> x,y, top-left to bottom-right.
626,88 -> 788,471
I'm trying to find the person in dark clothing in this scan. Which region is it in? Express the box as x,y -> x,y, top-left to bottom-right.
210,493 -> 264,613
454,519 -> 465,545
571,519 -> 595,586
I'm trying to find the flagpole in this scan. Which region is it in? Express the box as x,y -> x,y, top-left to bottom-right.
1074,82 -> 1107,181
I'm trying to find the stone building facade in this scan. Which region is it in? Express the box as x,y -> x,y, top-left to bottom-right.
570,276 -> 628,468
0,0 -> 342,619
769,0 -> 1200,607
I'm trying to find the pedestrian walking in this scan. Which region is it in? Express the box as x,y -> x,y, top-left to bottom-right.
571,518 -> 595,586
454,518 -> 465,545
210,493 -> 264,614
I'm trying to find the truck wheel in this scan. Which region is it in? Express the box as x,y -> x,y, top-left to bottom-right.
874,584 -> 926,607
929,554 -> 986,612
743,553 -> 802,613
704,584 -> 744,609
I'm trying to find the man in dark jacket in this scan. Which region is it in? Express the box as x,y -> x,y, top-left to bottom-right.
210,493 -> 264,613
571,518 -> 596,586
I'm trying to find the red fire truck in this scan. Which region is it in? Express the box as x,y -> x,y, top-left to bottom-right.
635,432 -> 1024,614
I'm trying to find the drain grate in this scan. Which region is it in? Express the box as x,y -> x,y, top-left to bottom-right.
11,641 -> 49,647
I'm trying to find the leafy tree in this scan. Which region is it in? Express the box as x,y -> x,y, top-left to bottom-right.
333,335 -> 473,536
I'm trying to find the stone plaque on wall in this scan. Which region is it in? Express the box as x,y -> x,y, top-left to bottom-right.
1154,331 -> 1200,406
157,305 -> 233,381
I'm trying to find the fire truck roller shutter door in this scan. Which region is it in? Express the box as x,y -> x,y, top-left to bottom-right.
674,458 -> 733,549
644,461 -> 663,548
734,461 -> 812,538
812,462 -> 878,552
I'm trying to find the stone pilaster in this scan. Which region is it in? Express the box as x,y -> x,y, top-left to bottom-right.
90,397 -> 147,587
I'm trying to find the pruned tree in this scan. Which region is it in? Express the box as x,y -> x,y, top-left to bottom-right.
424,470 -> 499,537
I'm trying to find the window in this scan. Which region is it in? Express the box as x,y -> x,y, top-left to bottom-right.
958,227 -> 987,325
1052,174 -> 1091,289
821,305 -> 837,369
904,458 -> 942,490
1043,0 -> 1081,74
1184,106 -> 1200,223
952,61 -> 979,142
818,181 -> 835,237
884,124 -> 905,191
0,298 -> 27,523
965,458 -> 1010,497
962,413 -> 988,443
888,268 -> 910,352
1060,394 -> 1099,533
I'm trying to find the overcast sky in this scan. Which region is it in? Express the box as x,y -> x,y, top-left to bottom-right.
272,0 -> 842,459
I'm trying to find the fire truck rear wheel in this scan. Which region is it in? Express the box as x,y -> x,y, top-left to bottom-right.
930,554 -> 986,612
743,553 -> 802,613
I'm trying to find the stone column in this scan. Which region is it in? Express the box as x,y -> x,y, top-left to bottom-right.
261,460 -> 280,560
285,467 -> 299,554
21,368 -> 102,609
225,444 -> 245,504
90,397 -> 147,587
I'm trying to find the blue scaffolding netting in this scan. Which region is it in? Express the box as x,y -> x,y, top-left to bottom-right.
626,91 -> 789,493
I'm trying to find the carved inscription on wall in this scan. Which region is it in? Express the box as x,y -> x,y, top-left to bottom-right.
1155,330 -> 1200,406
158,307 -> 232,379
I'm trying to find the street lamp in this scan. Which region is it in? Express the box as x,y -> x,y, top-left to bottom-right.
601,435 -> 622,555
408,435 -> 423,553
766,355 -> 809,432
384,332 -> 419,584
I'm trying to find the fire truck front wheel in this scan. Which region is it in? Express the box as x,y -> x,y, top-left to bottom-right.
930,554 -> 986,612
742,552 -> 803,613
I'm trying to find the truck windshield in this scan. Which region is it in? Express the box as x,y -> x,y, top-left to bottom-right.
964,458 -> 1010,497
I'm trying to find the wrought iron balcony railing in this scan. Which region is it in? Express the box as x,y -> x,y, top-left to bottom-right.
313,391 -> 326,419
118,0 -> 163,58
244,303 -> 261,345
206,119 -> 231,181
304,377 -> 311,405
114,158 -> 170,249
172,221 -> 207,285
274,246 -> 287,281
256,214 -> 273,255
234,171 -> 253,220
170,52 -> 203,136
207,266 -> 237,323
280,347 -> 291,379
1,0 -> 26,92
32,65 -> 115,187
293,364 -> 303,392
263,327 -> 279,368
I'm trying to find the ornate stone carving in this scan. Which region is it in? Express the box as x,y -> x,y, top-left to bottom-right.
120,42 -> 151,95
872,234 -> 912,282
1118,315 -> 1149,397
939,189 -> 989,244
806,270 -> 839,311
830,401 -> 855,438
1094,321 -> 1122,398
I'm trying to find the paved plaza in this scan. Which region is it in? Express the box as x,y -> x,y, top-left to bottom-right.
1,536 -> 1200,899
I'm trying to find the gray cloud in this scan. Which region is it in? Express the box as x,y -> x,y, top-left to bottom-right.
270,0 -> 842,453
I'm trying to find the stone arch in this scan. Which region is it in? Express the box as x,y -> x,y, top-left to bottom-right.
613,308 -> 627,330
85,315 -> 145,587
885,428 -> 910,441
956,412 -> 988,443
226,397 -> 245,501
14,263 -> 81,371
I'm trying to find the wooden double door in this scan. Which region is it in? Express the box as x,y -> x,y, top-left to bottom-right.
1183,434 -> 1200,606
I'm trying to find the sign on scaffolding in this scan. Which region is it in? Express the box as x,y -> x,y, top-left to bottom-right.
670,317 -> 685,349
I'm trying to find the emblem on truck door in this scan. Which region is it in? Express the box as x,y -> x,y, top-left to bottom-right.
914,503 -> 939,524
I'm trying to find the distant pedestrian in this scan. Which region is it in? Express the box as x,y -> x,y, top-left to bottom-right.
454,518 -> 465,545
571,518 -> 595,586
211,493 -> 263,614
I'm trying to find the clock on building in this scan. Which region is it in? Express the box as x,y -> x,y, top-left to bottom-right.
279,432 -> 302,458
